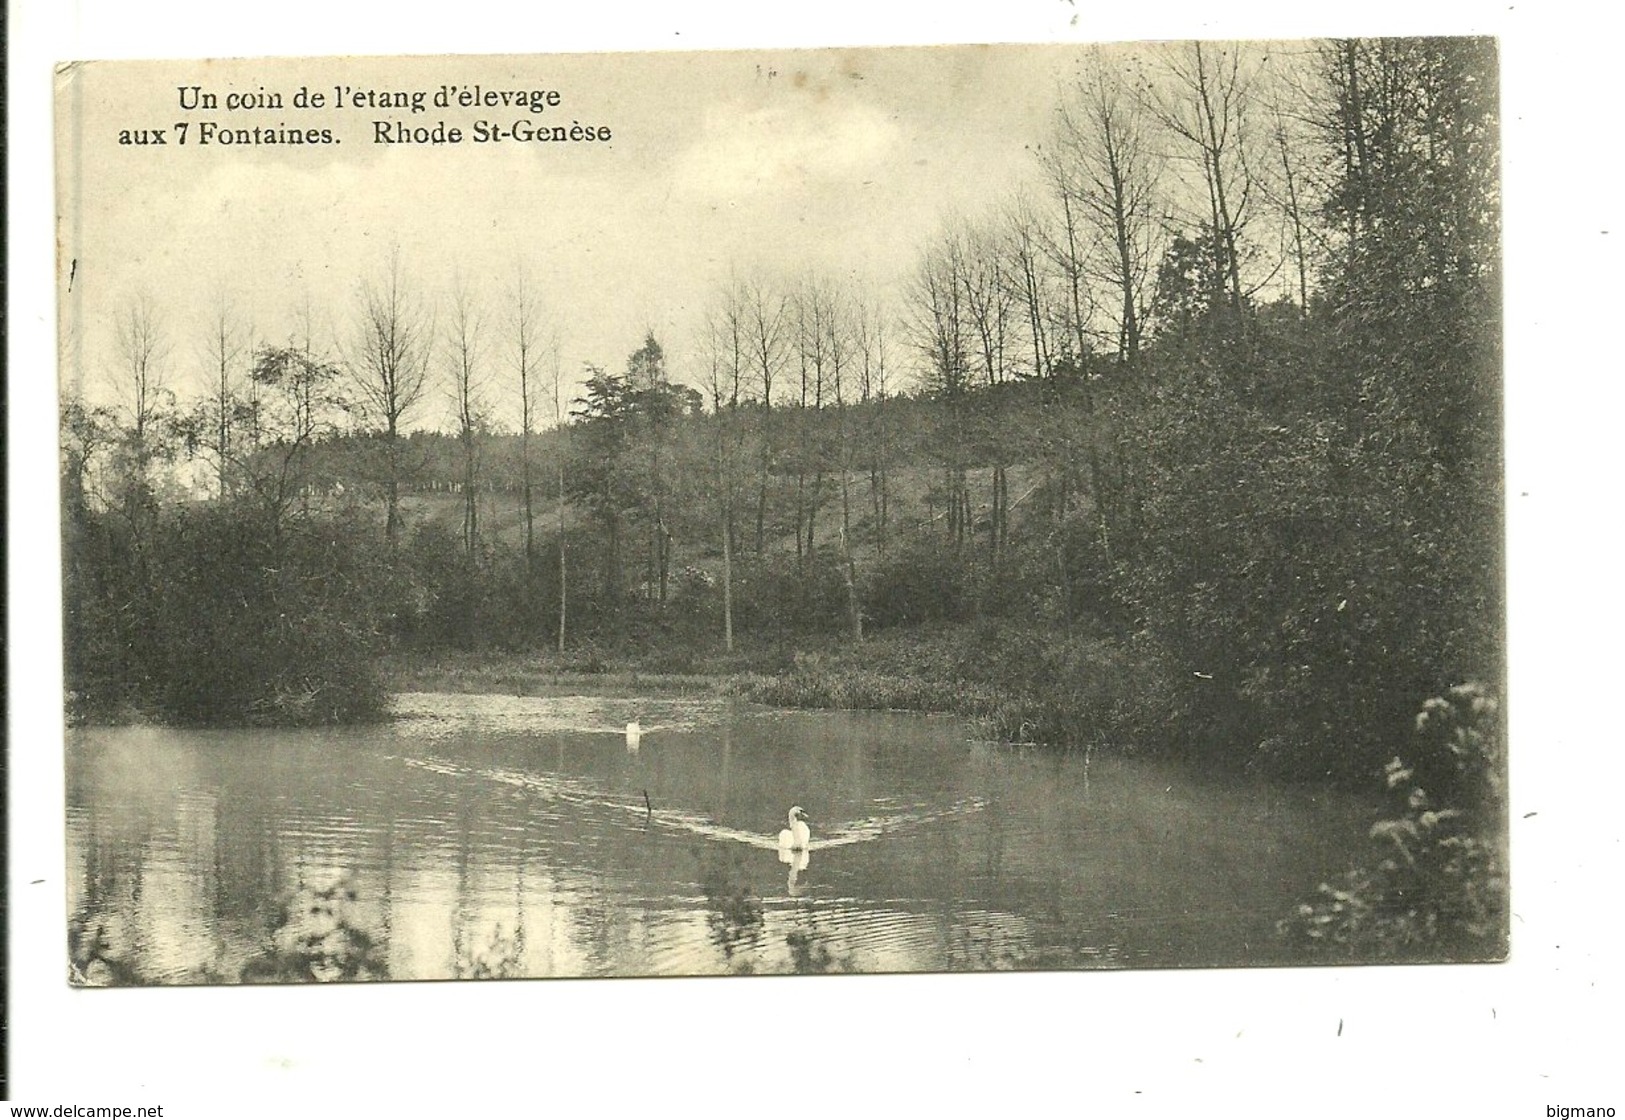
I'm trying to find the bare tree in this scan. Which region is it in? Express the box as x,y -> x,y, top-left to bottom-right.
444,274 -> 487,559
1001,189 -> 1060,383
509,262 -> 547,576
789,274 -> 845,560
1036,125 -> 1099,393
1150,41 -> 1262,323
106,293 -> 178,541
1258,55 -> 1329,315
742,274 -> 788,553
196,285 -> 248,496
906,225 -> 974,546
827,286 -> 863,641
998,190 -> 1087,533
111,293 -> 171,458
702,281 -> 750,651
958,216 -> 1017,555
1049,49 -> 1163,362
852,291 -> 894,555
352,248 -> 432,542
550,338 -> 568,653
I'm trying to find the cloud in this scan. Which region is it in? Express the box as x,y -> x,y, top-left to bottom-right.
673,95 -> 899,196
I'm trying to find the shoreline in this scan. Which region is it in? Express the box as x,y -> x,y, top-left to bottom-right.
377,628 -> 1140,754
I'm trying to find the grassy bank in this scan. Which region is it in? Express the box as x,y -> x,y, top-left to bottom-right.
732,626 -> 1150,750
380,647 -> 732,699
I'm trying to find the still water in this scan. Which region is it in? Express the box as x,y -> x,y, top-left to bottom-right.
66,693 -> 1374,982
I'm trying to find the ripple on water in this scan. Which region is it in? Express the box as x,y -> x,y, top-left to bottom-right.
389,691 -> 727,740
67,706 -> 1379,982
391,748 -> 989,856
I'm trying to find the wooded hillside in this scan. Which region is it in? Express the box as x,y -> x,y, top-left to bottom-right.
62,38 -> 1501,788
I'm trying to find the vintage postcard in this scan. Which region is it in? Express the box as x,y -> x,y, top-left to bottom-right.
56,40 -> 1505,986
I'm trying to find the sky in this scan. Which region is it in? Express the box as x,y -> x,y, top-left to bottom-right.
13,0 -> 1625,1112
61,45 -> 1091,430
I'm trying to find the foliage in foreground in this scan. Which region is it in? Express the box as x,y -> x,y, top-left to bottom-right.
1280,685 -> 1507,960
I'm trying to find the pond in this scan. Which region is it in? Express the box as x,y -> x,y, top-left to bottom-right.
65,692 -> 1375,982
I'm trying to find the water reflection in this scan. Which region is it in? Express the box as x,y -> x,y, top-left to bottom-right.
700,869 -> 765,969
66,695 -> 1377,983
779,847 -> 810,896
454,922 -> 525,980
239,873 -> 387,983
785,917 -> 852,975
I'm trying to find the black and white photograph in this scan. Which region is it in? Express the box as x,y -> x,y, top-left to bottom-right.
9,0 -> 1621,1112
55,38 -> 1506,985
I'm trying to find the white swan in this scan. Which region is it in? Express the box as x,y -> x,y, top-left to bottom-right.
777,806 -> 810,852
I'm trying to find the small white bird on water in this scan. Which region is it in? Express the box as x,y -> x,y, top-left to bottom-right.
778,806 -> 811,852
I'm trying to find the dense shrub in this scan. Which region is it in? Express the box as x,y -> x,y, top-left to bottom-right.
63,504 -> 150,720
861,536 -> 970,629
1280,685 -> 1506,959
66,501 -> 387,726
730,548 -> 851,636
